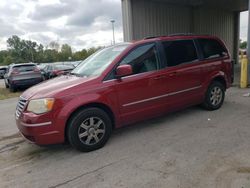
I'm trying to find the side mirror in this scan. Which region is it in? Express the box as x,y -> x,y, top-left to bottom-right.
116,64 -> 133,78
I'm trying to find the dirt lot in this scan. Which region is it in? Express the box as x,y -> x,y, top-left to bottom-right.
0,79 -> 5,88
0,87 -> 250,188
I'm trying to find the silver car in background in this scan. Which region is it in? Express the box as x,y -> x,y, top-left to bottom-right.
4,63 -> 44,92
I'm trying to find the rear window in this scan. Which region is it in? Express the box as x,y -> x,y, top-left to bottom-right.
163,40 -> 198,67
198,39 -> 228,59
13,65 -> 36,72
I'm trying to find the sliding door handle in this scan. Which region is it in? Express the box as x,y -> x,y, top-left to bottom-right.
169,72 -> 178,77
153,75 -> 166,80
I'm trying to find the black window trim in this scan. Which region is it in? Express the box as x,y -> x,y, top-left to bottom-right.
196,38 -> 229,61
160,39 -> 200,68
103,41 -> 164,81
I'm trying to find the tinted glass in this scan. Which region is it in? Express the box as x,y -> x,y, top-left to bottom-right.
120,43 -> 158,75
13,65 -> 36,72
198,39 -> 227,59
163,40 -> 198,67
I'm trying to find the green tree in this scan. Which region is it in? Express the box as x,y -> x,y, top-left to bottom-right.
2,35 -> 103,64
3,56 -> 13,65
72,49 -> 88,61
0,50 -> 9,65
240,41 -> 247,49
7,35 -> 26,63
60,44 -> 72,61
43,49 -> 59,62
7,35 -> 39,63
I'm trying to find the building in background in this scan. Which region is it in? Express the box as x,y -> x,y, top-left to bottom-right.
121,0 -> 248,62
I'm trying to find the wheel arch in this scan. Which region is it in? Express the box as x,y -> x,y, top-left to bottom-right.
212,76 -> 227,90
65,102 -> 115,142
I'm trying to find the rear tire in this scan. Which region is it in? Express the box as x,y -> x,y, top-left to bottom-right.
202,81 -> 225,111
67,108 -> 112,152
9,84 -> 16,92
5,81 -> 9,88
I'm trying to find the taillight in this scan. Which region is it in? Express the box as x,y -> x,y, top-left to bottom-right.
53,70 -> 63,75
34,68 -> 40,72
11,68 -> 19,75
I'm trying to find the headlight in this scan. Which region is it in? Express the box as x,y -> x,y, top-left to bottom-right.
27,98 -> 55,114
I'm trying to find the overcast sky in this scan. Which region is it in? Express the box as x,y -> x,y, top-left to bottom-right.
0,0 -> 248,51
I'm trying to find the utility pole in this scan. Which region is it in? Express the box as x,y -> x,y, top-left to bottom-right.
111,20 -> 115,45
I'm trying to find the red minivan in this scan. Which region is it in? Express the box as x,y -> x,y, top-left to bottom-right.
16,35 -> 233,152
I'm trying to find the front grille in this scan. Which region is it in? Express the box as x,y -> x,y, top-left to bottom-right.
16,96 -> 28,118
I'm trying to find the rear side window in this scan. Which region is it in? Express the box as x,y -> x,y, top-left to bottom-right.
163,40 -> 198,67
198,39 -> 228,59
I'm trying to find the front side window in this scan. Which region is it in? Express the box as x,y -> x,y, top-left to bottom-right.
163,40 -> 198,67
120,43 -> 159,75
198,39 -> 228,59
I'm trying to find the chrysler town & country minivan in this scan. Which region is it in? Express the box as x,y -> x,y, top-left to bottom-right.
16,35 -> 233,151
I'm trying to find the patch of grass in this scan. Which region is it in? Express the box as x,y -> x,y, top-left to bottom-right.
0,88 -> 21,100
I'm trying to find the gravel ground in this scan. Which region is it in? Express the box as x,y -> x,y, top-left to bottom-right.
0,86 -> 250,188
0,79 -> 5,88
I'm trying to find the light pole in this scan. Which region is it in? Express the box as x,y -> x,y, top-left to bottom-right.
111,20 -> 115,45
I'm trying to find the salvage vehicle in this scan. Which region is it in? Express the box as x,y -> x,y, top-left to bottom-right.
42,63 -> 75,79
16,35 -> 233,151
4,63 -> 43,92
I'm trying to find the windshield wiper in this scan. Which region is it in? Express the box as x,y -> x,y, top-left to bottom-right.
68,72 -> 81,77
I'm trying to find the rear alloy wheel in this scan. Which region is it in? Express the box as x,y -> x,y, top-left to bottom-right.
67,108 -> 112,152
203,81 -> 225,110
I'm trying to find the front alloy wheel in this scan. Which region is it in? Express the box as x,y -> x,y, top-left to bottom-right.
67,108 -> 112,152
78,117 -> 106,146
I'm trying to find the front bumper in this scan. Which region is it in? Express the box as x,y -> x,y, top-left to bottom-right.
16,112 -> 65,145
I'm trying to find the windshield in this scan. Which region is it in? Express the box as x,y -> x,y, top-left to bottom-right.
71,44 -> 130,77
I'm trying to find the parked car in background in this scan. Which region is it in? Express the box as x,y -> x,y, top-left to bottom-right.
70,61 -> 82,67
0,66 -> 7,79
16,35 -> 233,152
37,63 -> 49,71
4,63 -> 43,92
42,63 -> 75,79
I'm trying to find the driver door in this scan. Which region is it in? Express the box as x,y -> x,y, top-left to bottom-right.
114,43 -> 169,125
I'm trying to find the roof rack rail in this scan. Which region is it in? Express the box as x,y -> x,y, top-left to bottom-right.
143,36 -> 168,40
168,33 -> 195,36
143,33 -> 197,40
143,33 -> 211,40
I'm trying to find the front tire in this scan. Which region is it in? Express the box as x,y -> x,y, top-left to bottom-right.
202,81 -> 225,111
67,108 -> 112,152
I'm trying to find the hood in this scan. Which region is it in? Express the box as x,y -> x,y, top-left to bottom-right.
21,75 -> 96,99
